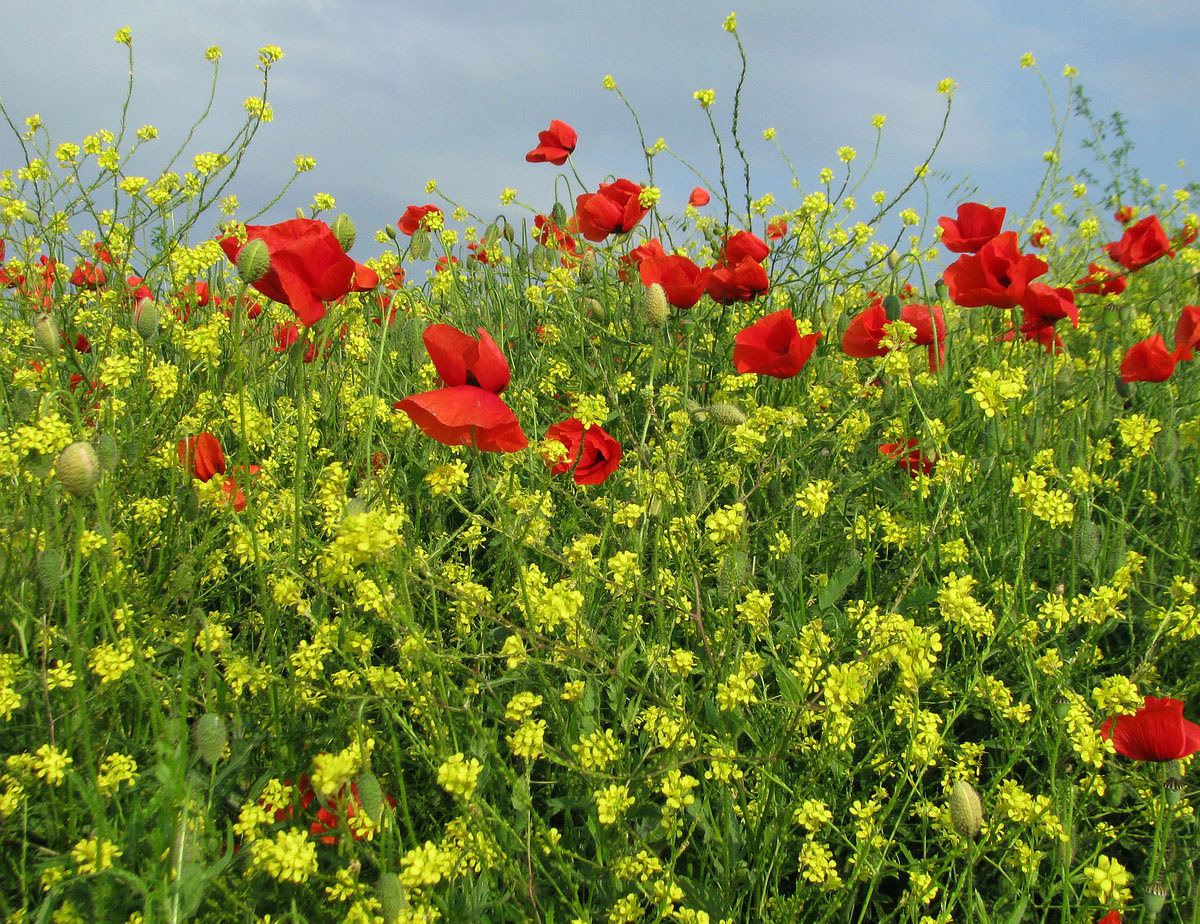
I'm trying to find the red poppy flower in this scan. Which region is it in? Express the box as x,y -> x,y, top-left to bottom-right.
733,309 -> 821,378
842,302 -> 947,371
1103,215 -> 1174,271
178,432 -> 226,482
435,255 -> 459,274
1099,696 -> 1200,762
879,439 -> 936,477
938,202 -> 1006,253
1114,205 -> 1135,224
638,254 -> 710,309
397,205 -> 442,236
396,387 -> 527,452
617,237 -> 667,281
1171,305 -> 1200,361
74,333 -> 91,353
688,187 -> 711,207
766,218 -> 788,241
1074,263 -> 1126,296
943,231 -> 1048,309
706,256 -> 770,304
574,179 -> 650,242
534,214 -> 579,257
525,120 -> 577,165
721,231 -> 769,266
544,417 -> 622,485
1120,335 -> 1176,383
69,260 -> 106,288
1096,913 -> 1121,924
423,324 -> 511,392
221,464 -> 260,512
1018,283 -> 1078,337
1028,227 -> 1051,249
219,218 -> 363,327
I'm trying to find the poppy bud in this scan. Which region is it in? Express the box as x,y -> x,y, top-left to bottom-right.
642,283 -> 670,327
295,207 -> 305,220
384,223 -> 399,240
35,548 -> 65,593
193,713 -> 227,766
887,251 -> 901,271
357,771 -> 384,824
1075,519 -> 1100,564
133,297 -> 159,340
934,279 -> 948,300
377,872 -> 406,922
948,780 -> 983,839
96,433 -> 119,474
1106,764 -> 1125,807
1115,376 -> 1132,399
882,293 -> 902,323
332,213 -> 357,252
56,441 -> 102,497
1163,777 -> 1184,808
237,238 -> 271,285
706,404 -> 748,426
481,222 -> 502,250
1144,882 -> 1168,917
32,313 -> 60,352
582,297 -> 605,319
409,229 -> 431,260
579,249 -> 596,282
550,201 -> 568,227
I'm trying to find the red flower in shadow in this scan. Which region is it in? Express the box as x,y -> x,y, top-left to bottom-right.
178,433 -> 226,482
525,120 -> 577,165
1103,215 -> 1174,271
1073,262 -> 1126,296
1100,696 -> 1200,761
733,309 -> 821,378
879,439 -> 936,477
397,205 -> 442,236
544,417 -> 622,485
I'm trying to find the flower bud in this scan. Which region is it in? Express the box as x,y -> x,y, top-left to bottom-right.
641,283 -> 670,327
357,771 -> 384,824
32,313 -> 60,352
384,223 -> 398,240
409,229 -> 431,260
56,441 -> 102,497
133,297 -> 159,340
332,213 -> 357,252
377,872 -> 406,923
96,433 -> 119,474
934,279 -> 948,300
582,297 -> 605,319
579,249 -> 596,282
193,713 -> 227,766
295,206 -> 305,220
550,201 -> 568,227
948,780 -> 983,839
887,251 -> 901,271
35,548 -> 65,593
706,404 -> 748,427
237,238 -> 271,285
882,293 -> 902,323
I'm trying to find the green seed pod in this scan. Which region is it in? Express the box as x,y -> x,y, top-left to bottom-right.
1054,362 -> 1074,391
96,433 -> 119,474
1163,777 -> 1184,808
1164,460 -> 1182,491
236,238 -> 271,285
357,771 -> 384,824
32,313 -> 60,352
949,780 -> 983,839
409,229 -> 431,260
1118,306 -> 1137,325
35,548 -> 65,593
706,404 -> 748,427
934,279 -> 948,300
579,249 -> 596,282
531,245 -> 554,272
641,283 -> 670,327
717,550 -> 749,599
56,441 -> 102,497
193,713 -> 227,766
1075,518 -> 1100,564
481,222 -> 502,250
377,872 -> 406,923
1144,882 -> 1168,917
332,213 -> 357,252
1053,695 -> 1070,720
133,297 -> 160,341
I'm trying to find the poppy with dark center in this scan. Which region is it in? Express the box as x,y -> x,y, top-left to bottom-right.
544,417 -> 622,485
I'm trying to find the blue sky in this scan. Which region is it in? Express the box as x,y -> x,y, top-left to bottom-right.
1,0 -> 1197,256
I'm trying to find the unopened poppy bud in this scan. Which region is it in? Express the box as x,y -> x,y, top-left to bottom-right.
409,229 -> 431,260
1106,765 -> 1125,807
35,548 -> 65,593
934,279 -> 948,300
706,404 -> 748,427
1115,376 -> 1132,399
193,713 -> 227,766
887,251 -> 901,271
882,293 -> 902,322
133,297 -> 159,340
56,441 -> 102,497
1163,777 -> 1184,808
32,313 -> 60,352
377,872 -> 406,923
642,283 -> 670,327
357,771 -> 384,824
1144,882 -> 1168,917
237,238 -> 271,284
582,297 -> 605,319
579,249 -> 596,282
96,433 -> 119,474
295,206 -> 305,220
1075,519 -> 1100,563
384,223 -> 398,240
550,201 -> 567,227
332,213 -> 357,252
948,780 -> 983,839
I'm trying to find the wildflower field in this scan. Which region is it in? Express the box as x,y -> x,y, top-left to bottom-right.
2,18 -> 1199,924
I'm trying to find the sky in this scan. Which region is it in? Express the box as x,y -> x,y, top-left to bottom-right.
1,0 -> 1197,262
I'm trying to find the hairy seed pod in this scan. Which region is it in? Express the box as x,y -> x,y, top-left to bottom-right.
56,441 -> 102,497
377,872 -> 406,923
641,283 -> 670,327
949,780 -> 983,839
33,313 -> 61,352
236,238 -> 271,284
331,213 -> 357,252
357,771 -> 384,824
1075,519 -> 1100,564
579,249 -> 596,282
35,549 -> 65,593
706,404 -> 748,427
